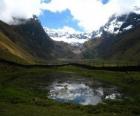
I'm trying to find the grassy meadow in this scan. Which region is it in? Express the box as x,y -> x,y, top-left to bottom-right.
0,63 -> 140,116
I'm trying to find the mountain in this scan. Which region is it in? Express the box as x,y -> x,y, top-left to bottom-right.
45,28 -> 92,45
92,12 -> 140,38
1,12 -> 140,64
82,12 -> 140,63
0,20 -> 36,64
0,17 -> 76,64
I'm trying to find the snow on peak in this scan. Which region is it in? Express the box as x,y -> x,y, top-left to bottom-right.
92,12 -> 140,39
123,25 -> 133,31
44,27 -> 92,44
104,19 -> 123,34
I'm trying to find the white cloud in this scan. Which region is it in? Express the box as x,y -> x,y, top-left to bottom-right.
0,0 -> 140,32
47,26 -> 80,34
0,0 -> 42,24
42,0 -> 140,32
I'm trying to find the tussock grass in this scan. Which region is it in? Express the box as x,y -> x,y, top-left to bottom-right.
0,65 -> 140,116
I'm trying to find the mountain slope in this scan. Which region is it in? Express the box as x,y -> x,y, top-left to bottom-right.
0,21 -> 35,64
109,27 -> 140,62
82,12 -> 140,63
12,18 -> 55,60
0,18 -> 76,64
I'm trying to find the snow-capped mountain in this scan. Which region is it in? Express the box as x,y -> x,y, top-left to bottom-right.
83,10 -> 140,61
44,28 -> 92,45
92,12 -> 140,38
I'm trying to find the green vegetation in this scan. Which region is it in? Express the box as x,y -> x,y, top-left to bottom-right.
0,32 -> 35,64
0,63 -> 140,116
0,15 -> 140,116
82,27 -> 140,64
0,19 -> 76,65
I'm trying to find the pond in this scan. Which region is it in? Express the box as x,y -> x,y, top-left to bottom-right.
47,75 -> 121,105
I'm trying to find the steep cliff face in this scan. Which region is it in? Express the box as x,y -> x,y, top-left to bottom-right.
12,18 -> 55,60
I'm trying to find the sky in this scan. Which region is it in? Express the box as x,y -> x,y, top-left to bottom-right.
40,0 -> 110,32
0,0 -> 140,33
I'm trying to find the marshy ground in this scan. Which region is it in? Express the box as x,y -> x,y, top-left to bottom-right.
0,62 -> 140,116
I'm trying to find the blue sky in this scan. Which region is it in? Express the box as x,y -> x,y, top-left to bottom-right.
101,0 -> 109,4
39,0 -> 110,32
1,0 -> 139,32
39,9 -> 84,32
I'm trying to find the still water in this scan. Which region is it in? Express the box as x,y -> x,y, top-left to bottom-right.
48,76 -> 121,105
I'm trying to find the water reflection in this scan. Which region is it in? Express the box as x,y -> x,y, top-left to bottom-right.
48,78 -> 121,105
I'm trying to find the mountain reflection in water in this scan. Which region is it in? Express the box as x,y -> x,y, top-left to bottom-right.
48,78 -> 121,105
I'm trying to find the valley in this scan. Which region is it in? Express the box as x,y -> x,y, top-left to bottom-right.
0,61 -> 140,116
0,4 -> 140,116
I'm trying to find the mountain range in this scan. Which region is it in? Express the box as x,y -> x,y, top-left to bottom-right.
0,17 -> 76,64
82,12 -> 140,63
45,28 -> 92,45
0,12 -> 140,64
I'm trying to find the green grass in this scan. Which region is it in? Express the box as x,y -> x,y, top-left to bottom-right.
0,32 -> 35,64
0,65 -> 140,116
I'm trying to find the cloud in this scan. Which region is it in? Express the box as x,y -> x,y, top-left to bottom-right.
42,0 -> 140,32
47,26 -> 80,34
0,0 -> 140,31
0,0 -> 42,24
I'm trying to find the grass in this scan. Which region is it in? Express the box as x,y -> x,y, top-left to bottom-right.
0,32 -> 35,64
0,64 -> 140,116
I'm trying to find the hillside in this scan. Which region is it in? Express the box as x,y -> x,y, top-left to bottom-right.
0,18 -> 76,64
0,21 -> 35,64
82,13 -> 140,64
1,13 -> 140,65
